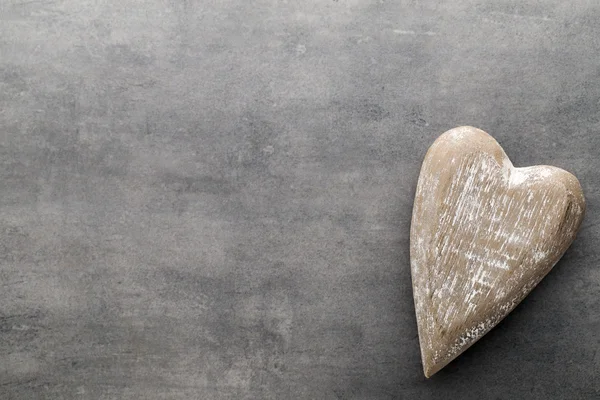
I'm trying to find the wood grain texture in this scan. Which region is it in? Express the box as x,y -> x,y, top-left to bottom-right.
410,126 -> 585,378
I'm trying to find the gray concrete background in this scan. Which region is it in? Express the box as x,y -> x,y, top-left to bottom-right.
1,0 -> 599,398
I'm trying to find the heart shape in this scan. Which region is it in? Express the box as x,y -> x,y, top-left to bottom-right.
410,126 -> 585,377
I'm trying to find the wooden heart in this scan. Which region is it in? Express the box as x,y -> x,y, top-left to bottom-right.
410,126 -> 585,377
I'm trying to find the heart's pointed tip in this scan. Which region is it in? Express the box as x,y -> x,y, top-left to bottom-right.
421,347 -> 450,378
422,362 -> 442,379
423,367 -> 432,379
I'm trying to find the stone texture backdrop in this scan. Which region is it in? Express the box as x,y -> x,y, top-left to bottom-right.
0,0 -> 599,398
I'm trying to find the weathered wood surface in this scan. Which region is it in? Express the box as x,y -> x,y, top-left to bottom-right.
410,126 -> 585,377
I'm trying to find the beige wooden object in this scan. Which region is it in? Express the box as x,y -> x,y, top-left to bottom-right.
410,126 -> 585,378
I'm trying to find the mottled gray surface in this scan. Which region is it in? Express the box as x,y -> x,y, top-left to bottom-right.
0,0 -> 599,398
